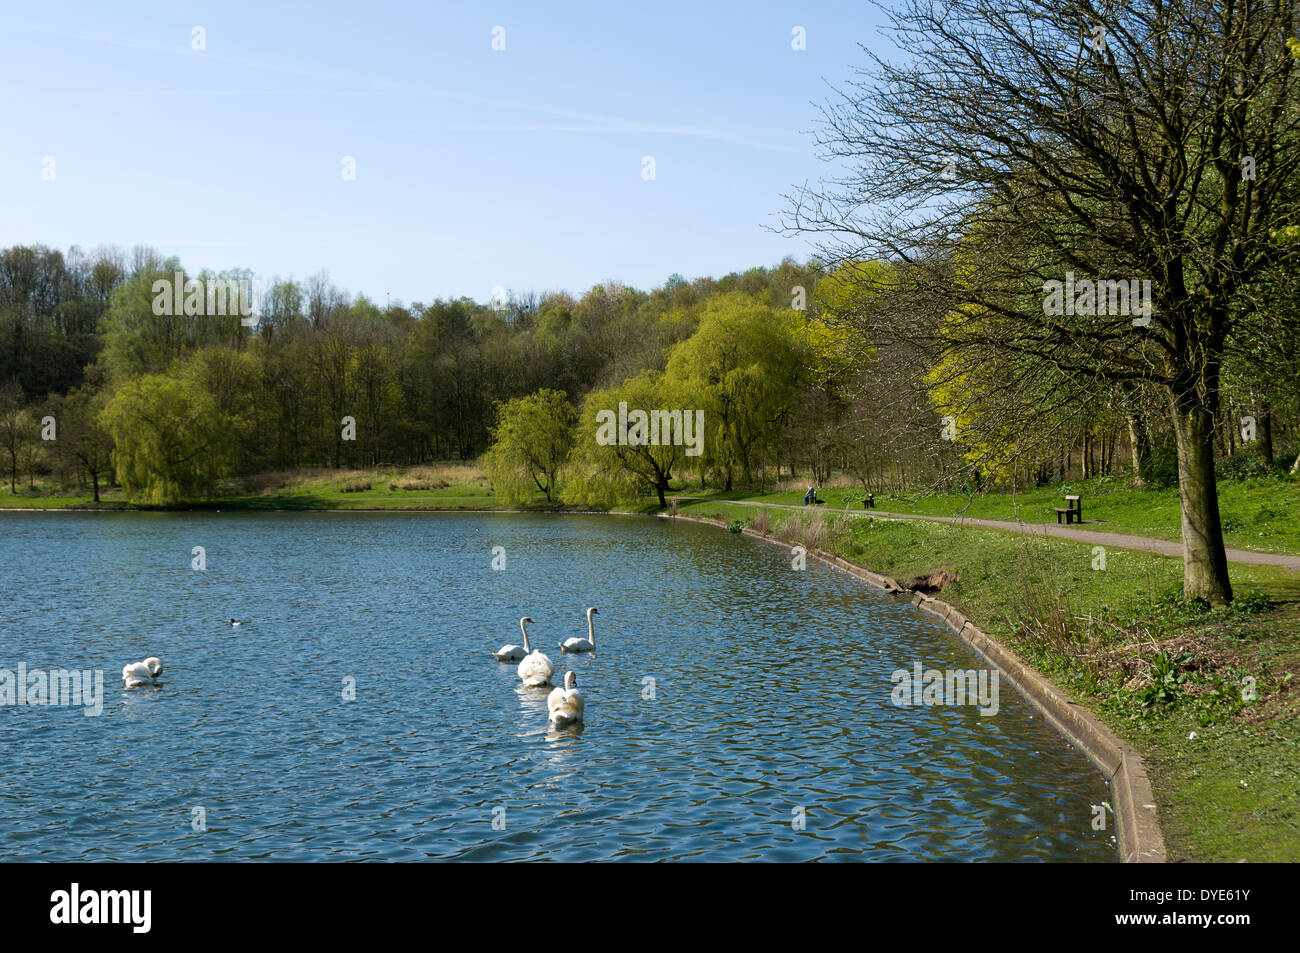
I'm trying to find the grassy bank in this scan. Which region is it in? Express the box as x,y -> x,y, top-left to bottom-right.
674,499 -> 1300,861
0,464 -> 670,513
695,472 -> 1300,556
1,465 -> 503,511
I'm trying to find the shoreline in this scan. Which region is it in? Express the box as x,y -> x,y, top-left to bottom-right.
662,510 -> 1167,864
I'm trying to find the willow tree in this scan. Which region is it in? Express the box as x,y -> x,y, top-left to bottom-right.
99,374 -> 234,504
785,0 -> 1300,604
484,389 -> 576,504
664,293 -> 807,491
564,371 -> 689,508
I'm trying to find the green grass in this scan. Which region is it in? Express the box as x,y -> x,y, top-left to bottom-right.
0,493 -> 103,508
677,498 -> 1300,861
727,474 -> 1300,555
0,467 -> 662,514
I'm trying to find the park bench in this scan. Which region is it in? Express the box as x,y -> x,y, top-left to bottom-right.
1054,494 -> 1082,524
862,493 -> 875,509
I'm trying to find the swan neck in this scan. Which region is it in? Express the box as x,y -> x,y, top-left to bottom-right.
587,613 -> 595,646
520,619 -> 530,653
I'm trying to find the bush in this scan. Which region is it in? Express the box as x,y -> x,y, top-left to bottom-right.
1140,440 -> 1179,487
1216,453 -> 1271,481
341,479 -> 371,493
1138,650 -> 1194,707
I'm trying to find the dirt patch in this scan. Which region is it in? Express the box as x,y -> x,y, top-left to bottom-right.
899,568 -> 960,593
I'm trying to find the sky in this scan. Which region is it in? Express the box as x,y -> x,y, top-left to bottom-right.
1,1 -> 890,306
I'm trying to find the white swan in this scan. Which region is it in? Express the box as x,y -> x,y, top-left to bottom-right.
558,607 -> 599,653
122,657 -> 163,689
547,671 -> 584,726
494,617 -> 533,662
517,634 -> 554,687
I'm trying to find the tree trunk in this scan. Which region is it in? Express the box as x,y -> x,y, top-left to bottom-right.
1170,396 -> 1233,605
1127,413 -> 1149,485
92,470 -> 100,503
1259,406 -> 1273,468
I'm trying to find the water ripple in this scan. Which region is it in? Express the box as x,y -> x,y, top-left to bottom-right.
0,511 -> 1114,861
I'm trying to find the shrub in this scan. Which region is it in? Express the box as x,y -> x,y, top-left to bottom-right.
1139,440 -> 1179,487
1137,650 -> 1195,707
1216,453 -> 1271,481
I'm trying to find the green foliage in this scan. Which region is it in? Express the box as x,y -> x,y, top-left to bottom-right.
1229,590 -> 1274,614
99,374 -> 234,504
564,371 -> 687,507
1138,651 -> 1195,707
99,262 -> 246,381
664,292 -> 807,488
1216,453 -> 1272,481
483,389 -> 576,504
1140,439 -> 1180,487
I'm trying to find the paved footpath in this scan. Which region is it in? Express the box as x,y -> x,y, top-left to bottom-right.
673,497 -> 1300,572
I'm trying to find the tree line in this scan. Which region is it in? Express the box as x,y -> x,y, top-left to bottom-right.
4,1 -> 1299,607
1,239 -> 1294,513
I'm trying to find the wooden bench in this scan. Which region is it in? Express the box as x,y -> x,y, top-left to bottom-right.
1053,494 -> 1082,524
862,493 -> 875,509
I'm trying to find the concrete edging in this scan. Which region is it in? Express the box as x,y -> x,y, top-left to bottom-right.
664,510 -> 1167,864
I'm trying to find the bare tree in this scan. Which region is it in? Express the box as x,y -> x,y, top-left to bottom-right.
785,0 -> 1300,604
0,381 -> 29,493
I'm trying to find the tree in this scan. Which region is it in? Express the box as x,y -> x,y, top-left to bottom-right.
565,371 -> 688,508
99,374 -> 234,504
47,385 -> 114,502
785,0 -> 1300,604
664,293 -> 807,490
0,381 -> 29,494
484,389 -> 577,503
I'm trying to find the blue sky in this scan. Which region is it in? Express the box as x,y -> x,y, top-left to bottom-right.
1,1 -> 888,305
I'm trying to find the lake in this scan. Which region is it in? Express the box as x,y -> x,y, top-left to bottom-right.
0,511 -> 1114,861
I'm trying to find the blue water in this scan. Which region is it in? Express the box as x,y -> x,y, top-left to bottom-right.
0,511 -> 1114,861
